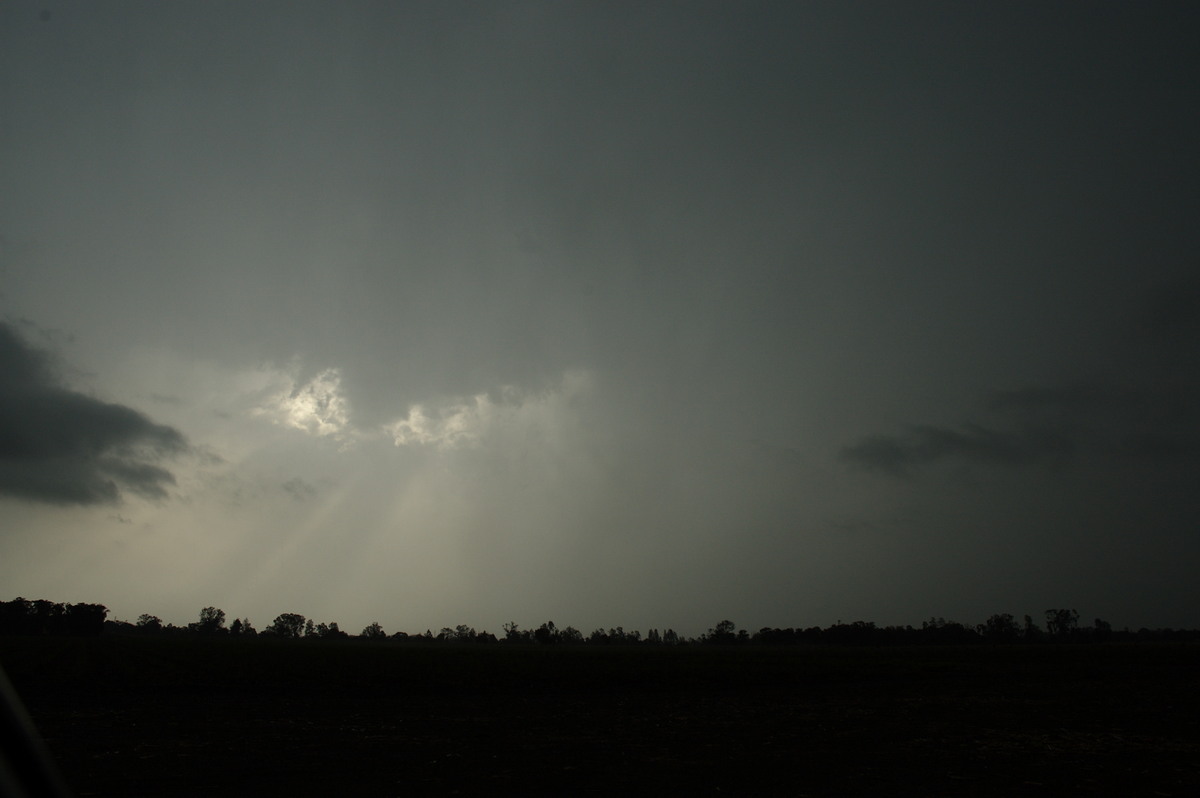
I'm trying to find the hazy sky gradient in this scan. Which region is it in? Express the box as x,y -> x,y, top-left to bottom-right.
2,1 -> 1198,635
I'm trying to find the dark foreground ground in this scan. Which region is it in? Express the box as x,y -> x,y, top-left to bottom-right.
2,637 -> 1198,796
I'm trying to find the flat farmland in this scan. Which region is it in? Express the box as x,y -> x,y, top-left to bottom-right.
2,637 -> 1198,796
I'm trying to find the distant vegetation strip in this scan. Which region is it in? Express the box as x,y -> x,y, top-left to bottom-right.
4,598 -> 1199,645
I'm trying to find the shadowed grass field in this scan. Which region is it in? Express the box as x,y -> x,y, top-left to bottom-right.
3,636 -> 1198,796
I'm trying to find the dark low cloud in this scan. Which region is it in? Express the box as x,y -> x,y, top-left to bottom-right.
842,423 -> 1074,477
0,322 -> 188,505
844,393 -> 1199,476
845,380 -> 1197,477
845,280 -> 1200,479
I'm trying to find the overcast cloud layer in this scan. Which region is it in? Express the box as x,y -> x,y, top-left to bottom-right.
2,2 -> 1198,635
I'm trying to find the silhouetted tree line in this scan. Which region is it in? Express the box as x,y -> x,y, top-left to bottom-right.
6,598 -> 1200,645
746,611 -> 1158,645
0,598 -> 108,636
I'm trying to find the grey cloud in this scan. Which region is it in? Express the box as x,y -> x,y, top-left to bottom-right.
990,379 -> 1196,426
149,392 -> 183,405
281,477 -> 317,502
846,378 -> 1197,477
1134,279 -> 1200,342
842,423 -> 1072,477
1113,431 -> 1200,462
847,280 -> 1200,478
0,322 -> 188,505
987,382 -> 1122,417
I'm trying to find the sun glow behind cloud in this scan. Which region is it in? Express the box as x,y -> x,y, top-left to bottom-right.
383,369 -> 594,451
256,367 -> 352,442
15,343 -> 782,634
222,366 -> 603,627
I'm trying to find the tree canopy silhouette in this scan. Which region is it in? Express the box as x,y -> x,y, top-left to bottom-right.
266,613 -> 306,639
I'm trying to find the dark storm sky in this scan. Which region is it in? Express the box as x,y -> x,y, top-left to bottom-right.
2,1 -> 1197,634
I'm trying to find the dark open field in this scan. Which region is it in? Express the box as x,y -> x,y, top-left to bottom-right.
2,637 -> 1198,796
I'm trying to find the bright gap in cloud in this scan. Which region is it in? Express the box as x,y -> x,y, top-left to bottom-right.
256,367 -> 352,441
384,369 -> 593,451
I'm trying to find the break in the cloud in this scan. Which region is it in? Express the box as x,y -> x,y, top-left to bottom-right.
0,321 -> 189,505
255,367 -> 352,442
384,369 -> 593,451
250,357 -> 593,454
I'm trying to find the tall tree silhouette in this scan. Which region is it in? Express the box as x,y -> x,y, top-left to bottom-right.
266,613 -> 306,638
